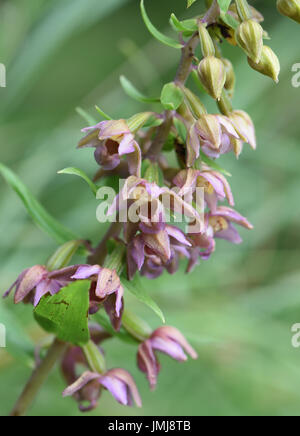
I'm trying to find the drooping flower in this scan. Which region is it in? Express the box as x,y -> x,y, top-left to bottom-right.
137,326 -> 198,390
71,265 -> 124,330
3,265 -> 77,307
61,324 -> 111,412
208,206 -> 253,243
173,167 -> 234,213
186,207 -> 253,272
228,110 -> 257,157
186,114 -> 240,165
109,175 -> 203,234
127,225 -> 192,279
187,112 -> 256,164
63,369 -> 142,409
78,119 -> 141,177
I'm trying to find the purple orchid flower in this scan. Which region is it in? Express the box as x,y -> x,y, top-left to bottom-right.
108,176 -> 203,230
71,265 -> 124,331
63,368 -> 142,409
173,167 -> 234,213
208,206 -> 253,244
3,265 -> 77,307
61,324 -> 111,412
78,119 -> 141,177
186,114 -> 240,165
137,326 -> 198,390
127,225 -> 192,279
186,207 -> 253,271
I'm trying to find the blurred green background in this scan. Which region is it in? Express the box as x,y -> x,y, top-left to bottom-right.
1,0 -> 300,416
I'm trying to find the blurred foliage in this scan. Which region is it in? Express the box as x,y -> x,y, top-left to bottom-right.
1,0 -> 300,416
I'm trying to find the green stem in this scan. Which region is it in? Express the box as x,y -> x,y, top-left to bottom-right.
10,338 -> 67,417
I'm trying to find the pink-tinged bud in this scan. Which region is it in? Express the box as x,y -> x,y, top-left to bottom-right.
222,59 -> 236,96
235,19 -> 264,64
248,46 -> 280,83
229,110 -> 256,151
277,0 -> 300,23
198,56 -> 226,101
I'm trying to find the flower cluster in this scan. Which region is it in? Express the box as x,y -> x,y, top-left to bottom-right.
5,0 -> 297,416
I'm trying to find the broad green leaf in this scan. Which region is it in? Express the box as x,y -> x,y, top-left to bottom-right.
161,82 -> 184,111
58,167 -> 98,196
122,277 -> 165,323
34,280 -> 90,346
187,0 -> 197,7
140,0 -> 183,49
95,105 -> 113,120
200,152 -> 232,177
75,107 -> 97,126
46,240 -> 84,271
0,162 -> 78,244
94,311 -> 137,344
120,75 -> 160,104
217,0 -> 232,13
0,303 -> 34,367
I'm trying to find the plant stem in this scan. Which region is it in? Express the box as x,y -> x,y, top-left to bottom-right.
10,338 -> 67,417
88,221 -> 123,265
147,32 -> 199,159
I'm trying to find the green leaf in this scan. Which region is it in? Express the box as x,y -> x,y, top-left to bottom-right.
58,167 -> 98,196
34,280 -> 90,346
95,105 -> 112,120
200,152 -> 232,177
0,303 -> 34,367
170,14 -> 197,34
120,75 -> 160,104
94,311 -> 137,345
217,0 -> 232,13
161,82 -> 184,111
75,107 -> 97,126
187,0 -> 197,7
140,0 -> 183,49
122,277 -> 165,323
0,162 -> 78,244
220,12 -> 239,30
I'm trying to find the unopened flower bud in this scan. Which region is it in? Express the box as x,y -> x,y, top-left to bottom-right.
235,19 -> 264,63
198,22 -> 215,57
198,56 -> 226,101
182,86 -> 207,118
248,46 -> 280,83
277,0 -> 300,24
222,59 -> 236,95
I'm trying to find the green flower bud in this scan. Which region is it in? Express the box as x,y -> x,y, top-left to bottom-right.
248,46 -> 280,83
222,59 -> 236,96
198,22 -> 215,58
198,56 -> 226,101
277,0 -> 300,24
235,19 -> 264,63
182,86 -> 207,119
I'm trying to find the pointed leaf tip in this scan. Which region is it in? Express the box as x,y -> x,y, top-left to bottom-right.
140,0 -> 183,49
